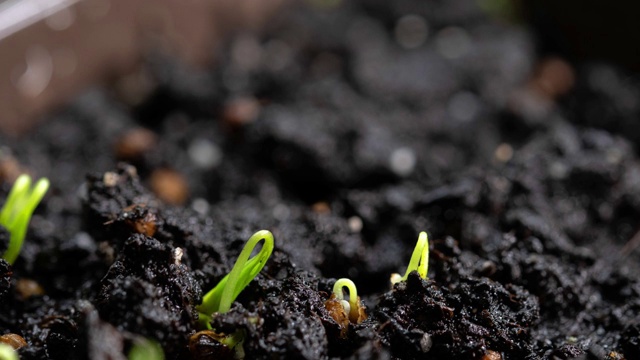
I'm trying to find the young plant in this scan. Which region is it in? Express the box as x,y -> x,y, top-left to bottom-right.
324,278 -> 366,337
390,231 -> 429,285
197,230 -> 274,327
0,174 -> 49,264
332,278 -> 366,324
128,338 -> 164,360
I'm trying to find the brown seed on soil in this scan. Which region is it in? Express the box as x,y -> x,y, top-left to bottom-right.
324,294 -> 350,338
222,97 -> 261,127
0,333 -> 27,350
482,350 -> 502,360
0,155 -> 24,183
530,57 -> 575,100
15,278 -> 45,299
103,172 -> 120,187
114,127 -> 158,161
150,168 -> 189,205
312,202 -> 330,214
122,204 -> 158,237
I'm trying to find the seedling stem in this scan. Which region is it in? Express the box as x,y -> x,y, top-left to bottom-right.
198,230 -> 274,327
333,278 -> 359,322
391,231 -> 429,284
0,174 -> 49,264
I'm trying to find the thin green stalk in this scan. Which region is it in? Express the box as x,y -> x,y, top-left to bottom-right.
0,175 -> 49,264
198,230 -> 274,326
128,338 -> 164,360
333,278 -> 359,322
402,231 -> 429,280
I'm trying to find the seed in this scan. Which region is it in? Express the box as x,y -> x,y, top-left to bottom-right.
0,333 -> 27,350
114,127 -> 157,160
150,168 -> 189,205
482,350 -> 502,360
15,278 -> 44,299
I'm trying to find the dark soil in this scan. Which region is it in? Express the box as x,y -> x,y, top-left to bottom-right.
1,1 -> 640,359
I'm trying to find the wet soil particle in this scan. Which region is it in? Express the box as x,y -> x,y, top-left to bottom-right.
96,234 -> 201,358
376,272 -> 538,359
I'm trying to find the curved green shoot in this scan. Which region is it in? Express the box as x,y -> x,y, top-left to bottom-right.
333,278 -> 359,322
0,174 -> 49,264
128,338 -> 164,360
198,230 -> 274,327
392,231 -> 429,284
0,343 -> 18,360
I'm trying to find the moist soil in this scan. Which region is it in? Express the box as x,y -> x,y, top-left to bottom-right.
1,1 -> 640,359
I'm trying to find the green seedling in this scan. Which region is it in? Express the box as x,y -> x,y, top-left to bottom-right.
0,174 -> 49,264
197,230 -> 274,327
0,343 -> 17,360
390,231 -> 429,285
128,338 -> 164,360
333,278 -> 360,324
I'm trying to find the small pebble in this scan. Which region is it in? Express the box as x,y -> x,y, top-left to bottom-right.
191,198 -> 210,215
390,147 -> 416,177
395,15 -> 429,49
173,247 -> 183,265
103,172 -> 119,187
494,143 -> 513,163
189,139 -> 222,169
420,333 -> 433,353
348,216 -> 363,233
272,204 -> 290,220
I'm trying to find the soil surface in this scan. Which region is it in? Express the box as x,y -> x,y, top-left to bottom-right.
1,1 -> 640,359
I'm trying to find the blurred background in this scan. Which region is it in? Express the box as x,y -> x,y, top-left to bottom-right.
2,0 -> 640,270
1,0 -> 640,134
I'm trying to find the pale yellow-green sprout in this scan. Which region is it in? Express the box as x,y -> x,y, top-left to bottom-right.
333,278 -> 360,323
391,231 -> 429,285
0,343 -> 18,360
0,174 -> 49,264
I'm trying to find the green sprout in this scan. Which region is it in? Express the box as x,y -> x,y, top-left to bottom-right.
197,230 -> 274,327
0,174 -> 49,264
0,344 -> 17,360
390,231 -> 429,285
333,278 -> 360,323
128,338 -> 164,360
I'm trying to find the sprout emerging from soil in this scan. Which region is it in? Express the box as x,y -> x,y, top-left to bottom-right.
0,174 -> 49,264
333,278 -> 361,324
128,338 -> 165,360
197,230 -> 274,326
0,344 -> 17,360
390,231 -> 429,285
325,278 -> 367,337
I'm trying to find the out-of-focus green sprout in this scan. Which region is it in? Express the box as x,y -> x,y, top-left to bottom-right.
0,174 -> 49,264
390,231 -> 429,285
0,343 -> 18,360
128,338 -> 164,360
